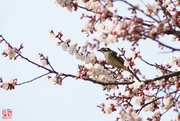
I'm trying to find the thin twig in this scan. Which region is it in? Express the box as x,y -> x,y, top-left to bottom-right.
16,72 -> 51,85
139,57 -> 172,72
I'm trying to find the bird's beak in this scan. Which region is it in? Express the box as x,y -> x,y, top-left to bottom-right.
97,49 -> 101,52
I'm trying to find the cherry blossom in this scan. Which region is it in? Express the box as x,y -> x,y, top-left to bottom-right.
163,95 -> 173,110
61,42 -> 68,51
51,75 -> 57,85
3,44 -> 16,59
1,78 -> 17,90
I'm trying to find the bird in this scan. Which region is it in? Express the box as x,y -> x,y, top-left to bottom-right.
98,47 -> 141,82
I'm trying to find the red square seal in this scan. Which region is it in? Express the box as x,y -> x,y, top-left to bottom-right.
2,109 -> 12,119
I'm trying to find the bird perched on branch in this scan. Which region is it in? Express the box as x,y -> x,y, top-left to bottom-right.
98,47 -> 141,82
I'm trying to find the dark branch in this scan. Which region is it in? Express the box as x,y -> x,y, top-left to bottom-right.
144,71 -> 180,84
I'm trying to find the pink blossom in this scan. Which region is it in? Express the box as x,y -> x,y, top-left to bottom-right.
4,78 -> 13,84
104,102 -> 113,114
129,51 -> 136,59
61,42 -> 68,51
41,60 -> 48,67
74,70 -> 80,77
164,0 -> 172,5
85,52 -> 96,64
152,110 -> 161,119
95,23 -> 105,31
1,78 -> 16,90
144,8 -> 152,15
96,32 -> 106,41
104,34 -> 117,44
35,53 -> 41,62
170,55 -> 180,67
51,75 -> 57,85
50,34 -> 56,42
163,96 -> 173,110
54,0 -> 73,12
82,20 -> 95,35
47,28 -> 54,35
174,1 -> 180,6
84,40 -> 89,46
3,44 -> 16,59
170,36 -> 176,42
134,3 -> 140,9
68,44 -> 77,56
144,102 -> 155,111
44,75 -> 50,82
145,2 -> 158,10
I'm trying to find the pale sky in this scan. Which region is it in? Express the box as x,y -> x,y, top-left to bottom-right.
0,0 -> 179,121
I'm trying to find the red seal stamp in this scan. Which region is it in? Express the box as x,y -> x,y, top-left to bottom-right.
2,109 -> 12,119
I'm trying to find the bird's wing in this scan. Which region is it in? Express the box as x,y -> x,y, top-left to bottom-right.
110,51 -> 124,64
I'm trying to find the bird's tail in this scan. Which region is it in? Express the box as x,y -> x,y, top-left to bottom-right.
127,68 -> 141,82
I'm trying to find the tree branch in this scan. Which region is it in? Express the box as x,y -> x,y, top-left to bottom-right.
144,71 -> 180,84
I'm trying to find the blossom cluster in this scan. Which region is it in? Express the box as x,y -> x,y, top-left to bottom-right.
74,63 -> 122,91
61,41 -> 97,65
156,62 -> 172,73
1,40 -> 23,60
99,99 -> 119,114
170,55 -> 180,67
151,110 -> 161,121
80,2 -> 154,44
123,47 -> 141,69
2,44 -> 16,59
163,94 -> 174,110
99,84 -> 178,121
53,0 -> 180,45
124,81 -> 145,98
44,73 -> 63,85
116,106 -> 142,121
81,0 -> 180,45
134,91 -> 160,112
0,77 -> 17,90
99,93 -> 142,121
35,53 -> 49,67
48,29 -> 98,65
53,0 -> 74,12
144,2 -> 159,15
80,0 -> 112,11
